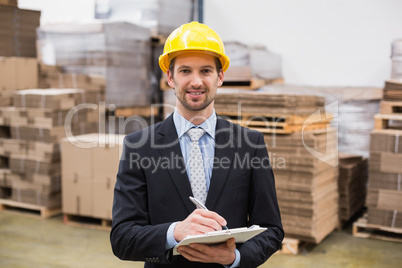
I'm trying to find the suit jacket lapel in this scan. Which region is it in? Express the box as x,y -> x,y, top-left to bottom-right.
156,115 -> 194,213
206,116 -> 236,209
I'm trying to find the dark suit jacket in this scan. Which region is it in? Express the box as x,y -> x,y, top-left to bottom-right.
110,114 -> 284,268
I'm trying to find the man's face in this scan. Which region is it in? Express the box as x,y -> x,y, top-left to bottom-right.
166,53 -> 224,113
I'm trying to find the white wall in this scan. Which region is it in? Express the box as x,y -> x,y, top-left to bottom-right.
204,0 -> 402,87
18,0 -> 95,24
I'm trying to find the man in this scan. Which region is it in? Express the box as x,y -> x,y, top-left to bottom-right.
110,21 -> 284,267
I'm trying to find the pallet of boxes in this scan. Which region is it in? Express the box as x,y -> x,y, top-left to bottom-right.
353,79 -> 402,242
36,21 -> 161,134
0,3 -> 43,215
215,91 -> 339,254
0,88 -> 95,218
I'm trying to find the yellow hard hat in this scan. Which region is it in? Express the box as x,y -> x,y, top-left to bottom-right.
158,21 -> 230,73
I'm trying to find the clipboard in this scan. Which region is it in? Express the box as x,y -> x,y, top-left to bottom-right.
173,225 -> 267,255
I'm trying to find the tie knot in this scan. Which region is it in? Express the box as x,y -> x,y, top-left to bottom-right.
187,128 -> 206,142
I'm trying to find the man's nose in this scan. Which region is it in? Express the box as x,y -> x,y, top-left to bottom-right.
189,73 -> 203,88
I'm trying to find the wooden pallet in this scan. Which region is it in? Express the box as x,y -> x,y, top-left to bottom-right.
374,113 -> 402,130
0,198 -> 61,219
63,214 -> 112,231
380,101 -> 402,114
221,78 -> 267,90
218,112 -> 332,125
353,216 -> 402,243
218,111 -> 331,134
248,122 -> 329,134
159,77 -> 274,91
276,237 -> 307,255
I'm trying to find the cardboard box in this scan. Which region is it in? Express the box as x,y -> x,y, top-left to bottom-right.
61,137 -> 93,179
369,151 -> 402,174
370,130 -> 402,153
0,0 -> 18,7
27,141 -> 60,162
16,58 -> 38,89
366,188 -> 402,211
9,155 -> 60,175
92,177 -> 115,219
1,139 -> 27,156
0,57 -> 38,92
11,126 -> 66,143
0,6 -> 40,58
368,171 -> 401,190
0,57 -> 17,91
62,177 -> 92,216
367,208 -> 402,228
13,89 -> 83,110
61,133 -> 124,218
92,134 -> 124,181
11,188 -> 61,208
0,107 -> 28,126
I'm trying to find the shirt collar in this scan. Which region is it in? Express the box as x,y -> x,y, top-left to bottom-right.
173,108 -> 216,140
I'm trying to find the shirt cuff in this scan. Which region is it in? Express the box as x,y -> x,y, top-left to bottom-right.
165,222 -> 179,250
224,248 -> 241,268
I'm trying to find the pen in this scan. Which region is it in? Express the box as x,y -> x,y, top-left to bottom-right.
189,196 -> 228,230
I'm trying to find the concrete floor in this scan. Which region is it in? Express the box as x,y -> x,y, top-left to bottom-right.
0,212 -> 401,268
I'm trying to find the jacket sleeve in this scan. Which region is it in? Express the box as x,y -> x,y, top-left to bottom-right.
238,132 -> 284,267
110,136 -> 172,264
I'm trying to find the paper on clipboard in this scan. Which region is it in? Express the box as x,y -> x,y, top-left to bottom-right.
173,225 -> 267,255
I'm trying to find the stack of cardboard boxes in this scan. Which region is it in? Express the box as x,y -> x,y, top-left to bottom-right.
264,129 -> 339,243
367,82 -> 402,228
367,131 -> 402,228
0,3 -> 41,200
38,64 -> 105,132
0,3 -> 40,106
36,22 -> 152,108
0,89 -> 95,208
214,91 -> 339,243
61,134 -> 124,220
0,1 -> 17,7
224,42 -> 282,83
0,124 -> 12,198
338,154 -> 368,221
260,84 -> 383,157
0,4 -> 40,58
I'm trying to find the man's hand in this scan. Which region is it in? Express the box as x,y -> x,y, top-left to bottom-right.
174,209 -> 227,242
177,238 -> 236,265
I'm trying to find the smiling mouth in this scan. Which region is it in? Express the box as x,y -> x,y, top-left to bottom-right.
187,90 -> 205,96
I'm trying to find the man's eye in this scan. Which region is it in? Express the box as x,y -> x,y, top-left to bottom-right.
180,69 -> 190,73
201,69 -> 212,74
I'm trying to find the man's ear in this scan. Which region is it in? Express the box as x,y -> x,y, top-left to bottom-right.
166,70 -> 175,89
217,69 -> 224,87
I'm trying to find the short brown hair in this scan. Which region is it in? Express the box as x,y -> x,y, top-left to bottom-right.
168,56 -> 223,77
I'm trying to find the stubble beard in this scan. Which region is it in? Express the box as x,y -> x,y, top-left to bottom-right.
174,79 -> 217,112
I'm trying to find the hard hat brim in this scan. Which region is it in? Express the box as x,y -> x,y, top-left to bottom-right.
159,49 -> 230,73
